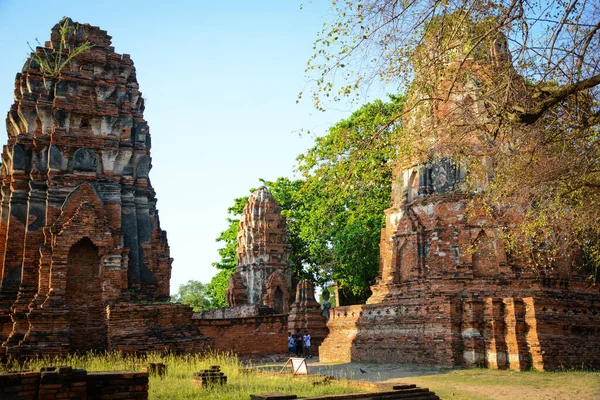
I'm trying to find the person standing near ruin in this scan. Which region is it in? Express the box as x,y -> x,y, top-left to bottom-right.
293,330 -> 304,357
287,332 -> 295,355
303,329 -> 312,358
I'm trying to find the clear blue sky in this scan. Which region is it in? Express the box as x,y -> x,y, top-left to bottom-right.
0,0 -> 382,293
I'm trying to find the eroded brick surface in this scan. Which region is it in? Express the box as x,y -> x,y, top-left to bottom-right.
287,280 -> 328,355
0,19 -> 207,358
194,314 -> 288,355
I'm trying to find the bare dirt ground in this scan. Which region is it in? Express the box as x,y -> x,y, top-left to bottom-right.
298,358 -> 600,400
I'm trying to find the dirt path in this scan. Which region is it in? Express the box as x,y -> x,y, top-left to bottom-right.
296,358 -> 600,400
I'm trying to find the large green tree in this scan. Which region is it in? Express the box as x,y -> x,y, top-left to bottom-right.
291,95 -> 405,303
171,280 -> 211,312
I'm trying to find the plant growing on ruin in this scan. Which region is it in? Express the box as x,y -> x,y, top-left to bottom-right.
28,17 -> 93,78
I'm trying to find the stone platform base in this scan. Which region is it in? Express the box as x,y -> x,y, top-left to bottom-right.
319,295 -> 600,371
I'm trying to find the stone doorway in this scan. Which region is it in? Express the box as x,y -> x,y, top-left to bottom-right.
66,237 -> 106,353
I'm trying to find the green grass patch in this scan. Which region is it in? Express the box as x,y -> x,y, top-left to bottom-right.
390,368 -> 600,400
1,352 -> 365,400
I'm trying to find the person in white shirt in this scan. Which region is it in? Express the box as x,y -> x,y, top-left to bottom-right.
287,332 -> 295,355
303,329 -> 312,358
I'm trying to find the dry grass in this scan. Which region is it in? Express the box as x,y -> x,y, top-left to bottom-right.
1,352 -> 364,400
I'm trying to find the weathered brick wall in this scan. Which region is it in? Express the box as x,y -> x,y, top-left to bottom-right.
0,367 -> 148,400
194,314 -> 288,355
107,303 -> 208,354
319,301 -> 460,366
320,291 -> 600,370
526,297 -> 600,370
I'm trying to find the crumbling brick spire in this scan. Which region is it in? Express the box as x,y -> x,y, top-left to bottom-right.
226,186 -> 292,313
0,18 -> 201,358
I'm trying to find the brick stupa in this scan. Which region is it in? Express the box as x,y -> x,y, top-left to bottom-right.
0,19 -> 207,357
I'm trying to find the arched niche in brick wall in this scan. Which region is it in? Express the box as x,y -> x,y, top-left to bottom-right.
395,239 -> 411,283
264,271 -> 290,314
406,170 -> 419,202
66,237 -> 107,353
472,230 -> 499,277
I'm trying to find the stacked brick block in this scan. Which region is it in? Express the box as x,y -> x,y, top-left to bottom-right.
0,367 -> 148,400
192,365 -> 227,388
0,18 -> 207,358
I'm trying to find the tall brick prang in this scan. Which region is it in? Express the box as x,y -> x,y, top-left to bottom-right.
226,186 -> 292,314
0,18 -> 207,357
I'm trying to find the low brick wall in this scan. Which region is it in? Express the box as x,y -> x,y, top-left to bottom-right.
194,304 -> 261,319
194,314 -> 288,355
0,367 -> 148,399
0,370 -> 40,399
319,294 -> 600,371
319,301 -> 458,366
107,303 -> 209,354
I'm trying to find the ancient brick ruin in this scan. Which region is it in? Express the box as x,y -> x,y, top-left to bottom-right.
226,186 -> 293,313
0,19 -> 207,358
319,31 -> 600,370
198,187 -> 328,355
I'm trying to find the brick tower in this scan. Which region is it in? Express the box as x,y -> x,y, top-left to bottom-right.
318,26 -> 600,370
0,19 -> 206,357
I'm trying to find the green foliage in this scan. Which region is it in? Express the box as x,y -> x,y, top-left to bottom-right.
208,96 -> 405,305
205,270 -> 233,309
292,95 -> 405,301
171,280 -> 210,312
28,17 -> 93,78
210,196 -> 248,272
205,196 -> 248,308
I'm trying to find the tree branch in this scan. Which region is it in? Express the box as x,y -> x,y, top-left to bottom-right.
510,74 -> 600,125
